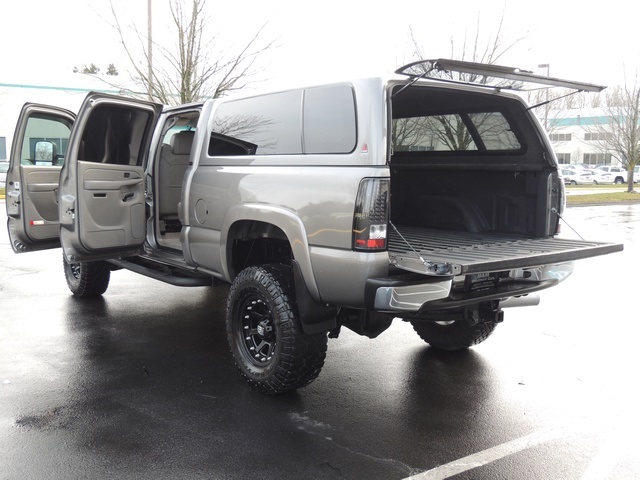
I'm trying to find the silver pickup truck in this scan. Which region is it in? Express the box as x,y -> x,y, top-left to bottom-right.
5,59 -> 623,394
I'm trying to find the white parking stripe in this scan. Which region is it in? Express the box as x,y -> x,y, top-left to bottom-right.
403,426 -> 570,480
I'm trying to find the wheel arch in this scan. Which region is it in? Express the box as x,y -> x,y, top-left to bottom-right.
222,204 -> 321,301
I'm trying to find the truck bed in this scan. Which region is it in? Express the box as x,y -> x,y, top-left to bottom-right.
388,225 -> 623,276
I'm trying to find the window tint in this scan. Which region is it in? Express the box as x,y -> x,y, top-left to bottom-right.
469,112 -> 521,150
303,85 -> 356,154
79,105 -> 152,165
213,90 -> 302,155
20,114 -> 72,166
0,136 -> 6,160
392,111 -> 520,152
211,85 -> 357,156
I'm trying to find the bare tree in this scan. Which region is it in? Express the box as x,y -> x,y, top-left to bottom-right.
398,7 -> 526,150
586,81 -> 640,193
408,6 -> 526,84
110,0 -> 274,105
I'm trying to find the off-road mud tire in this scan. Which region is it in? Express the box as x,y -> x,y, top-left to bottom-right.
410,310 -> 497,351
226,264 -> 328,395
63,255 -> 111,297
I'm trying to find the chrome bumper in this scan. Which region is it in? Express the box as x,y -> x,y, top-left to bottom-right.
369,262 -> 574,313
373,279 -> 452,311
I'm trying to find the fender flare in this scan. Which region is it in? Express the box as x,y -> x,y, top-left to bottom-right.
221,203 -> 321,302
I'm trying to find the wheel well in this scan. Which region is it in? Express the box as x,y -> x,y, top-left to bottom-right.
227,221 -> 293,279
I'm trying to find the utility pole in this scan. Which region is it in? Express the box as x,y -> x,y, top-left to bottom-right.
148,0 -> 153,101
538,63 -> 550,131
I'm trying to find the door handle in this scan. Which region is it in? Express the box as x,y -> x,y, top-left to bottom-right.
122,192 -> 134,202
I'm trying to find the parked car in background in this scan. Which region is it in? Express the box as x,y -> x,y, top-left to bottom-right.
595,165 -> 629,184
561,168 -> 595,185
590,170 -> 614,185
0,161 -> 9,187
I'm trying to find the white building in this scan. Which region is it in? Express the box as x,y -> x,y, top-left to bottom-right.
547,108 -> 620,167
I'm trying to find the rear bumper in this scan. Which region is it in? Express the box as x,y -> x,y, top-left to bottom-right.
366,274 -> 453,311
366,262 -> 574,313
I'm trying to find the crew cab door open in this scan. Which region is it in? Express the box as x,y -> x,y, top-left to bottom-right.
59,93 -> 162,262
6,104 -> 75,252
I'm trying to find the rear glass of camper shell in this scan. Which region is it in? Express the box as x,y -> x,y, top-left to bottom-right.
391,85 -> 523,154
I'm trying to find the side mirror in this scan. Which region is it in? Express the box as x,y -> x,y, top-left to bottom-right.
34,141 -> 55,164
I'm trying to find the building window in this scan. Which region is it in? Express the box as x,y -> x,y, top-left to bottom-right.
0,136 -> 6,160
584,132 -> 609,141
549,133 -> 572,142
556,153 -> 571,164
583,153 -> 611,165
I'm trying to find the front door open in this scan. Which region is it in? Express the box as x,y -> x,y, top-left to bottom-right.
6,104 -> 75,252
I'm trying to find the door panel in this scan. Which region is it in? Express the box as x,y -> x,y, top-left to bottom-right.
6,104 -> 75,253
76,162 -> 145,249
23,167 -> 62,240
58,93 -> 162,262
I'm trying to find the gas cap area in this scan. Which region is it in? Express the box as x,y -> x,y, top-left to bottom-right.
194,199 -> 209,224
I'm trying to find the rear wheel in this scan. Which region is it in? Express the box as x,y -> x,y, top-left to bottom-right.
63,255 -> 111,297
410,310 -> 497,351
226,264 -> 328,395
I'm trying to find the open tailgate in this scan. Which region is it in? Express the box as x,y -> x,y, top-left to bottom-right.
388,226 -> 623,276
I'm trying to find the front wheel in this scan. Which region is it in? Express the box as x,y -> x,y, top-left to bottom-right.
226,264 -> 328,395
410,310 -> 497,351
63,255 -> 111,297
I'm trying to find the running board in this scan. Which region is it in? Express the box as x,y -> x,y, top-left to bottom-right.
107,258 -> 213,287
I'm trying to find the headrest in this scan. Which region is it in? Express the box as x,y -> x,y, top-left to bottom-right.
170,130 -> 195,155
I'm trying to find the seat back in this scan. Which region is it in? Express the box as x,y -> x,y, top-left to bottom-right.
158,130 -> 195,219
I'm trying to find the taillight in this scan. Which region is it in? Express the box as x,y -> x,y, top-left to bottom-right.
353,178 -> 389,251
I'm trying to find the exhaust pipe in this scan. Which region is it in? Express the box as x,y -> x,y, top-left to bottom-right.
500,294 -> 540,309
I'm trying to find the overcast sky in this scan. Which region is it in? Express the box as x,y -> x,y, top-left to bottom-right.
2,0 -> 639,92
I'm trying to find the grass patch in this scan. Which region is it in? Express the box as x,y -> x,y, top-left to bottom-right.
567,191 -> 640,205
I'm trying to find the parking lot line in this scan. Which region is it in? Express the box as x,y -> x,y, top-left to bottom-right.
403,426 -> 571,480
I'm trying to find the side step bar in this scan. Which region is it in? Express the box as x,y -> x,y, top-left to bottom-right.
107,258 -> 213,287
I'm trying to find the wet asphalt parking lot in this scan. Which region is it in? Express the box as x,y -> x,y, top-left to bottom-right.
1,201 -> 639,480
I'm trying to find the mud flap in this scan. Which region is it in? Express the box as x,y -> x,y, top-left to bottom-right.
292,260 -> 338,334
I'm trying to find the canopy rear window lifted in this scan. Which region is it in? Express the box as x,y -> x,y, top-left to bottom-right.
395,58 -> 606,93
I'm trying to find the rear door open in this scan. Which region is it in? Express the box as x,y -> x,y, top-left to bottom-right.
59,93 -> 162,262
